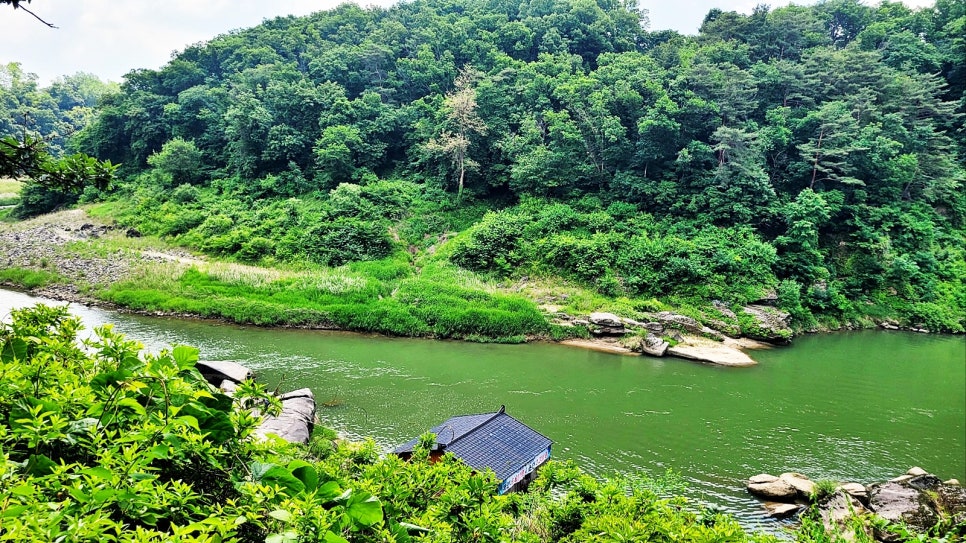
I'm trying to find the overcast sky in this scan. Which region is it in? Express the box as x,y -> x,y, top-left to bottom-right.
0,0 -> 936,86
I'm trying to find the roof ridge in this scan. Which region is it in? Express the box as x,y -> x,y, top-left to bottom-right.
441,405 -> 505,449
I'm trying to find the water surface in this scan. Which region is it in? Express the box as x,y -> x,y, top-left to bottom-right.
2,288 -> 963,527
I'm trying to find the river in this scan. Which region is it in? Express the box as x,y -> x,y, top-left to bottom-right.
2,287 -> 964,529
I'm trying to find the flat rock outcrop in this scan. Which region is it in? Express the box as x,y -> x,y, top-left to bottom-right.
740,305 -> 793,344
196,360 -> 254,385
667,336 -> 757,366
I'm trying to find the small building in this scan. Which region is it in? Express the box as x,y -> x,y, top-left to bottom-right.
393,406 -> 552,494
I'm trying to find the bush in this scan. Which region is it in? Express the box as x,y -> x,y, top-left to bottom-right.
301,217 -> 394,266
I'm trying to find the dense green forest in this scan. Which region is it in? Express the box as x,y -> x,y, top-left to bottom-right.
3,0 -> 965,333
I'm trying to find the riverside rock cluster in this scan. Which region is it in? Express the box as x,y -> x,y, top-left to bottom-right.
558,304 -> 793,367
747,468 -> 966,540
196,360 -> 317,444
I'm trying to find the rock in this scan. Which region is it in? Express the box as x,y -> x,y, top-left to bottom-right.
640,333 -> 669,357
740,305 -> 793,344
644,322 -> 664,334
667,336 -> 757,367
838,482 -> 868,500
908,474 -> 942,490
748,477 -> 799,501
651,311 -> 726,340
764,502 -> 803,518
218,379 -> 238,394
821,491 -> 871,539
780,472 -> 817,498
890,474 -> 914,483
711,300 -> 737,319
196,360 -> 254,385
589,312 -> 623,327
749,473 -> 779,484
255,388 -> 316,444
125,228 -> 142,238
944,479 -> 961,486
752,289 -> 779,306
869,481 -> 936,526
907,466 -> 928,476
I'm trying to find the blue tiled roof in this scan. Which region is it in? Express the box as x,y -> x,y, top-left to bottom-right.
393,407 -> 552,481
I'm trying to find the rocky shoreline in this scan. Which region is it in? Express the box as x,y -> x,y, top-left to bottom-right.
746,468 -> 965,540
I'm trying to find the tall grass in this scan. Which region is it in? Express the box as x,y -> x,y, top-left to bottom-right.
101,257 -> 549,341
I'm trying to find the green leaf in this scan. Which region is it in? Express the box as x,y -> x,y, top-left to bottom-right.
90,370 -> 132,391
82,466 -> 113,481
345,491 -> 383,528
268,509 -> 293,523
0,337 -> 27,362
172,345 -> 199,370
251,463 -> 304,497
288,460 -> 319,492
1,505 -> 29,518
10,484 -> 35,497
25,454 -> 56,476
316,480 -> 342,502
266,531 -> 299,543
323,532 -> 350,543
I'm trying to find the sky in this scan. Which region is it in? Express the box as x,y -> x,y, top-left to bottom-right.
0,0 -> 938,86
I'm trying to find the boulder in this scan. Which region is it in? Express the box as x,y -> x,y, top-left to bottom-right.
255,388 -> 316,444
640,333 -> 669,357
740,305 -> 793,344
907,466 -> 928,477
764,502 -> 802,518
868,481 -> 935,526
651,311 -> 725,340
944,479 -> 961,486
748,477 -> 799,501
838,482 -> 869,501
749,473 -> 779,485
821,491 -> 871,539
589,312 -> 623,327
667,336 -> 757,367
780,472 -> 817,498
196,360 -> 254,386
588,312 -> 627,335
643,322 -> 664,334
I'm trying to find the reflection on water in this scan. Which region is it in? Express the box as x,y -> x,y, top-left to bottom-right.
2,288 -> 964,528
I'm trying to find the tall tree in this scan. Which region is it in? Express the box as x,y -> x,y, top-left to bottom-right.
424,66 -> 487,201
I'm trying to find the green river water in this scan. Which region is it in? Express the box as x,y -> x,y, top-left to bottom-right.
2,288 -> 964,528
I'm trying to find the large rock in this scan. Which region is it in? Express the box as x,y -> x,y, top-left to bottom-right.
821,491 -> 871,539
780,472 -> 817,498
667,336 -> 757,367
255,388 -> 317,444
588,312 -> 627,335
651,311 -> 725,340
868,481 -> 935,525
748,476 -> 799,501
640,333 -> 669,357
196,360 -> 254,386
740,305 -> 793,344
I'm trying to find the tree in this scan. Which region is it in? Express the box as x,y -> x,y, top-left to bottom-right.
0,133 -> 116,192
424,66 -> 487,202
146,137 -> 203,185
796,100 -> 867,189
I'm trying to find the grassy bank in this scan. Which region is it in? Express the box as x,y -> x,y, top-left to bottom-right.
101,256 -> 549,342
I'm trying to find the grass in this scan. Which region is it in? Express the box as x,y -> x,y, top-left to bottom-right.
99,253 -> 550,341
0,267 -> 62,289
0,178 -> 23,194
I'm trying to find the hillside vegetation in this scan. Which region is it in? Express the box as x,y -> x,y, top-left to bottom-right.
3,0 -> 965,335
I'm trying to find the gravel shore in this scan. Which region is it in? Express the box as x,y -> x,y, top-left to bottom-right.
0,208 -> 195,304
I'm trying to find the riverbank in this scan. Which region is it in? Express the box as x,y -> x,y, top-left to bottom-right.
0,208 -> 953,367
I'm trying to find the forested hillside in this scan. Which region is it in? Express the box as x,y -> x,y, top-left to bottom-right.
8,0 -> 966,333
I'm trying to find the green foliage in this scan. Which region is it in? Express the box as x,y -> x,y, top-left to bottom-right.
0,266 -> 61,288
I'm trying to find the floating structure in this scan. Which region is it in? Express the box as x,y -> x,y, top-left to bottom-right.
393,406 -> 551,494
